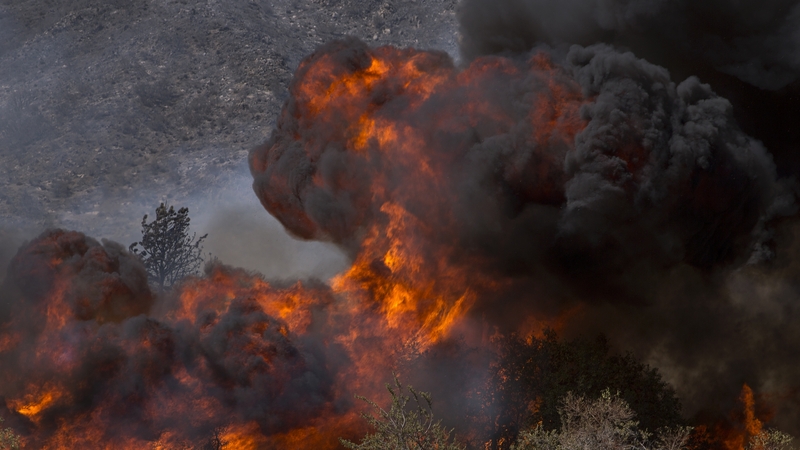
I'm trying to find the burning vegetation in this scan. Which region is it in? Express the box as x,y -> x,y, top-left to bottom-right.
2,15 -> 800,450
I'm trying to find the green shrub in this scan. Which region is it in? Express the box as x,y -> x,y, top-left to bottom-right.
341,375 -> 466,450
510,390 -> 691,450
0,418 -> 20,450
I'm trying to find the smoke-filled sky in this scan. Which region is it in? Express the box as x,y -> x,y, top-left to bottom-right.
3,0 -> 800,446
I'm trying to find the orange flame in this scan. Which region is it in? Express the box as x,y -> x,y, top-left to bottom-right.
690,384 -> 775,450
11,384 -> 64,419
721,384 -> 765,450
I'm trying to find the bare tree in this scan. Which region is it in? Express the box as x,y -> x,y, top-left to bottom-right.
199,427 -> 226,450
130,203 -> 207,289
651,426 -> 693,450
557,390 -> 644,450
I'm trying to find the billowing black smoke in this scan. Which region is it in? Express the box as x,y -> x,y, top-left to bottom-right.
455,0 -> 800,432
458,0 -> 800,89
249,33 -> 800,432
0,229 -> 153,328
250,37 -> 794,299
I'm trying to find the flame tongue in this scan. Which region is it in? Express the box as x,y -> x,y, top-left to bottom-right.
689,384 -> 775,450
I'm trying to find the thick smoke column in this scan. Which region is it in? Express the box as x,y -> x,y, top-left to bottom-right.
250,36 -> 800,433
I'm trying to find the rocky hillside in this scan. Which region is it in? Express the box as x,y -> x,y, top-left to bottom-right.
0,0 -> 458,242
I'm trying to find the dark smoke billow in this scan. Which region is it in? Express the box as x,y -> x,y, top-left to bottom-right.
2,1 -> 800,446
0,229 -> 153,326
250,35 -> 800,433
458,0 -> 800,90
457,0 -> 800,178
453,0 -> 800,433
250,37 -> 794,296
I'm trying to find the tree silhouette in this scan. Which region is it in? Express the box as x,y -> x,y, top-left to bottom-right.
129,203 -> 207,289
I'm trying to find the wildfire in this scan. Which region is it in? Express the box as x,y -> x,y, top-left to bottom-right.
170,264 -> 327,333
1,33 -> 792,448
218,422 -> 269,450
330,201 -> 481,350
